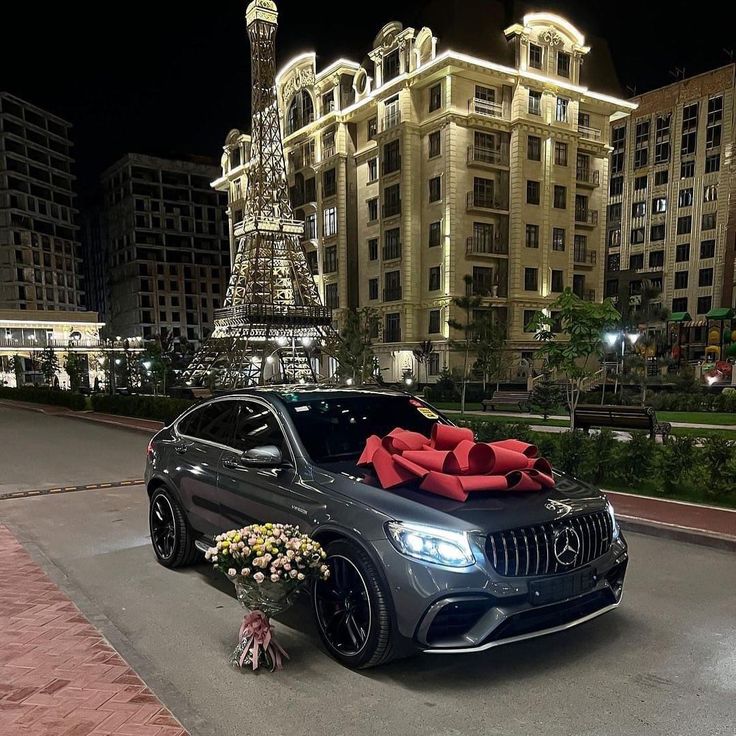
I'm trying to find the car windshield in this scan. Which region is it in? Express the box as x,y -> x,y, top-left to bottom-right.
282,394 -> 447,464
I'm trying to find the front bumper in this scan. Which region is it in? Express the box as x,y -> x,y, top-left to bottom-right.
374,534 -> 628,652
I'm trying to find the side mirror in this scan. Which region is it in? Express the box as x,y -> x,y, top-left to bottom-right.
240,445 -> 283,468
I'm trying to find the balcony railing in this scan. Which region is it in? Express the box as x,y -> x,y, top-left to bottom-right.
382,158 -> 401,175
384,328 -> 401,343
382,109 -> 401,131
472,278 -> 508,299
467,145 -> 509,167
578,125 -> 602,141
321,144 -> 336,160
285,113 -> 314,137
466,236 -> 508,256
576,168 -> 600,186
383,286 -> 403,302
0,337 -> 103,350
575,209 -> 599,226
468,98 -> 505,119
467,192 -> 508,211
383,244 -> 401,261
573,248 -> 597,265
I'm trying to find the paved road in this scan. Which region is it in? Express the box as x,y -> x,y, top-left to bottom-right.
1,405 -> 735,736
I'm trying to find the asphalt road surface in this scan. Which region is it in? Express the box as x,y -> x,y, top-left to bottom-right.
1,404 -> 735,736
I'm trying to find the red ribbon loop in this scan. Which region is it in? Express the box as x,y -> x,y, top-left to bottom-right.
357,427 -> 554,502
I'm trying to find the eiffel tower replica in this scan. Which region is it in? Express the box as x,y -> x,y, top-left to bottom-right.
182,0 -> 334,388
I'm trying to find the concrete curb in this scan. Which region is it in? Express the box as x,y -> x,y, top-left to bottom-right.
619,516 -> 736,553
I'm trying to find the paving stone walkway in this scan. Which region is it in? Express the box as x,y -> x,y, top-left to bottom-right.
0,525 -> 188,736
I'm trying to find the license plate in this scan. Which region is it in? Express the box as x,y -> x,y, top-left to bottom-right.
529,568 -> 595,606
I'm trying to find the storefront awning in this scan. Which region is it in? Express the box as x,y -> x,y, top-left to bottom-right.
705,307 -> 734,320
669,312 -> 691,322
682,320 -> 707,328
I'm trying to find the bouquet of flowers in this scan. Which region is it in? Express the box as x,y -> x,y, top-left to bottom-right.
206,523 -> 329,672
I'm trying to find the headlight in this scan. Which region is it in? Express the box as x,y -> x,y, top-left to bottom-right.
607,501 -> 620,540
386,521 -> 475,568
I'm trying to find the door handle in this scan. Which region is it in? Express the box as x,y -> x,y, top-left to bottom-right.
222,458 -> 239,469
174,444 -> 189,455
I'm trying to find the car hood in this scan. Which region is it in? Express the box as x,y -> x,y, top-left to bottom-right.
313,461 -> 608,535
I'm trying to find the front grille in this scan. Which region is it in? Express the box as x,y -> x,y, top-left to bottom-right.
486,510 -> 613,577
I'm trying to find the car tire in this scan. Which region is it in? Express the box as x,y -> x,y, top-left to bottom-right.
313,539 -> 397,669
149,487 -> 198,568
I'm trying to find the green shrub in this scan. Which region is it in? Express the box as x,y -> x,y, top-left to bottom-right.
91,394 -> 195,424
458,419 -> 534,444
614,431 -> 656,485
555,431 -> 589,477
699,436 -> 736,497
656,436 -> 698,494
0,385 -> 86,411
582,429 -> 617,484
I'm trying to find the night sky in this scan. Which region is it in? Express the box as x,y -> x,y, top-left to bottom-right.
2,0 -> 733,198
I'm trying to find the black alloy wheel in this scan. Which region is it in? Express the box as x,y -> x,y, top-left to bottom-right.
313,539 -> 396,668
149,488 -> 198,568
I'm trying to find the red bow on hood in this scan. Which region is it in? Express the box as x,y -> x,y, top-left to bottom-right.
357,424 -> 554,502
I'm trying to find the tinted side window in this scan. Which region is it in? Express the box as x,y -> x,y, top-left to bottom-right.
179,401 -> 238,445
232,402 -> 285,453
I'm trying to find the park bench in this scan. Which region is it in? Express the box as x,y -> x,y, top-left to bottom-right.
481,390 -> 532,412
573,404 -> 671,440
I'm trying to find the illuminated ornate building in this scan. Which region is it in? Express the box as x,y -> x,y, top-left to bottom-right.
603,65 -> 736,341
218,9 -> 634,381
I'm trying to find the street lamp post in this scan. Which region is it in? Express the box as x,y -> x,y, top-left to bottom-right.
603,331 -> 641,399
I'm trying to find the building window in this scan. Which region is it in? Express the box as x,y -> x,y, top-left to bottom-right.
680,160 -> 695,179
654,170 -> 669,186
607,253 -> 620,272
681,102 -> 698,156
429,221 -> 441,247
528,90 -> 542,115
610,176 -> 624,197
384,270 -> 401,301
473,177 -> 495,207
428,266 -> 441,291
323,206 -> 337,237
552,227 -> 565,251
557,51 -> 571,77
675,243 -> 690,262
305,213 -> 317,239
529,43 -> 542,69
383,139 -> 401,174
705,154 -> 720,173
631,227 -> 645,244
524,267 -> 539,291
678,188 -> 693,208
632,201 -> 646,218
676,216 -> 692,235
527,180 -> 540,205
555,97 -> 568,123
650,224 -> 665,241
322,90 -> 335,114
702,213 -> 716,230
634,175 -> 648,191
475,85 -> 495,102
306,250 -> 318,274
649,250 -> 664,268
526,224 -> 539,248
428,176 -> 442,203
385,312 -> 401,342
554,141 -> 568,166
527,135 -> 541,161
428,131 -> 441,158
674,271 -> 688,289
428,353 -> 440,375
323,168 -> 336,197
703,185 -> 717,202
472,267 -> 493,295
367,158 -> 378,182
606,203 -> 621,222
383,49 -> 400,82
368,238 -> 378,261
368,117 -> 378,140
700,240 -> 715,259
699,268 -> 714,287
325,283 -> 338,308
654,113 -> 671,163
367,198 -> 378,222
611,125 -> 626,174
551,269 -> 564,292
368,278 -> 378,300
553,185 -> 566,209
672,297 -> 688,313
706,95 -> 722,149
652,197 -> 667,214
697,296 -> 712,315
630,253 -> 644,270
428,309 -> 441,334
429,83 -> 443,112
383,183 -> 401,217
323,245 -> 337,273
384,228 -> 401,260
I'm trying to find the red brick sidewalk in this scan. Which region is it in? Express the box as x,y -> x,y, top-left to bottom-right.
0,525 -> 188,736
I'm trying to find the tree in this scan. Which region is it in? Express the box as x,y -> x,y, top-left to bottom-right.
39,347 -> 60,387
333,308 -> 380,384
448,275 -> 482,414
472,316 -> 507,393
64,352 -> 84,393
530,371 -> 562,420
527,289 -> 620,429
412,340 -> 433,385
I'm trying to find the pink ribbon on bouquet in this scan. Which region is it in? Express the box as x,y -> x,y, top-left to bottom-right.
357,424 -> 555,502
238,610 -> 289,671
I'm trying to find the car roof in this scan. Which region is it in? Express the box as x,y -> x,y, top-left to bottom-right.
215,384 -> 412,402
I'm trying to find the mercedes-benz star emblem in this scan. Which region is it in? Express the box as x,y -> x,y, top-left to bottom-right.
553,526 -> 581,566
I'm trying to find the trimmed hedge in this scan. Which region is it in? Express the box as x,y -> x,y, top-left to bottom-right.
424,384 -> 487,404
456,417 -> 736,504
582,388 -> 736,414
90,394 -> 195,424
0,385 -> 86,411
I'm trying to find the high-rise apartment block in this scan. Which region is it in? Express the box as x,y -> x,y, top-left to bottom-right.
93,153 -> 230,343
0,92 -> 84,311
217,11 -> 634,381
604,65 -> 736,325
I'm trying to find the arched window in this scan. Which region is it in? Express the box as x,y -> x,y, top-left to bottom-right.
287,91 -> 314,135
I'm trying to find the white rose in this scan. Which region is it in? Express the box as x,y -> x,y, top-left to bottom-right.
253,572 -> 265,583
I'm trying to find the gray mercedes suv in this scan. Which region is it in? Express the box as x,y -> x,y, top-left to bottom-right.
145,387 -> 628,668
